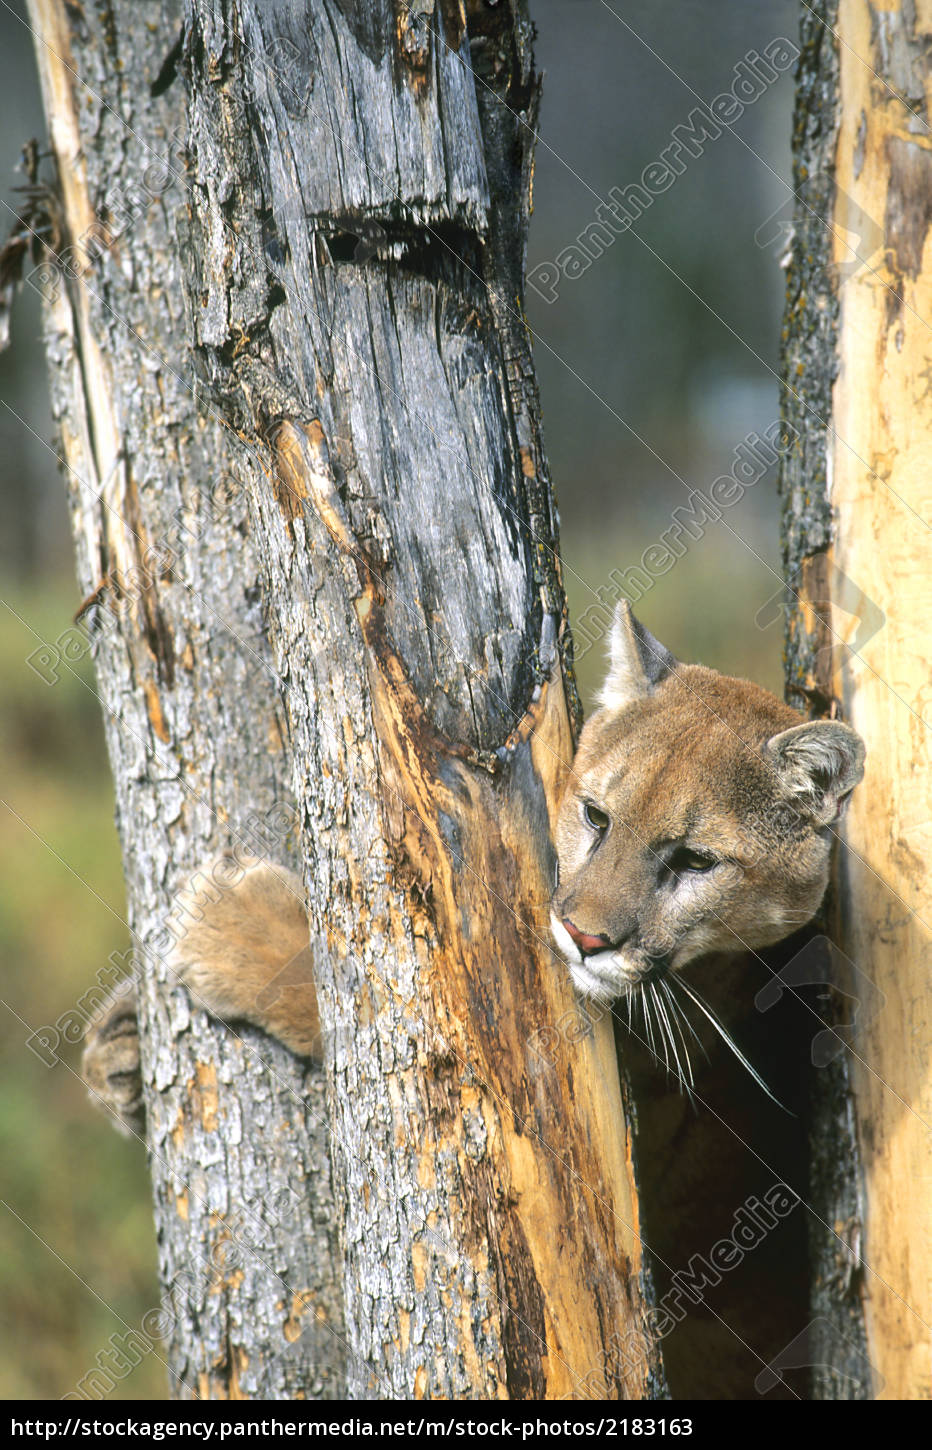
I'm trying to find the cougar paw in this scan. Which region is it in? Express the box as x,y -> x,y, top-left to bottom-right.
169,860 -> 321,1059
81,976 -> 145,1138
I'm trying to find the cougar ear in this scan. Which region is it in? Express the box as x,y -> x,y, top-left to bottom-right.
596,601 -> 677,711
763,720 -> 865,825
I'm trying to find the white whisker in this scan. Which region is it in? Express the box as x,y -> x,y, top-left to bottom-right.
673,974 -> 791,1113
666,978 -> 710,1065
659,977 -> 695,1089
654,979 -> 687,1094
640,984 -> 658,1063
649,981 -> 671,1078
660,978 -> 700,1112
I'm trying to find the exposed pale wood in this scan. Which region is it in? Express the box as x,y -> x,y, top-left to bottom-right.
829,0 -> 932,1400
781,0 -> 932,1401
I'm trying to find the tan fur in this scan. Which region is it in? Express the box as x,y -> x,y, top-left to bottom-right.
80,974 -> 145,1136
84,604 -> 864,1128
81,862 -> 320,1132
169,861 -> 320,1057
551,603 -> 865,1005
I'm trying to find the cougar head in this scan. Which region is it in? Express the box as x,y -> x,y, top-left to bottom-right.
551,602 -> 865,1007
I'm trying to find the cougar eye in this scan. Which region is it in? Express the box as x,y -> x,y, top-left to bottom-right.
583,802 -> 610,832
667,846 -> 717,875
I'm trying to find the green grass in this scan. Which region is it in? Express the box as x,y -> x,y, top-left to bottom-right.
0,580 -> 163,1400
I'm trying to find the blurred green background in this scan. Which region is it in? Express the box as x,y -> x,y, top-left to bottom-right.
0,0 -> 795,1399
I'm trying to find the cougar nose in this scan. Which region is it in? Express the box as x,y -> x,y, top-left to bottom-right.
562,919 -> 613,956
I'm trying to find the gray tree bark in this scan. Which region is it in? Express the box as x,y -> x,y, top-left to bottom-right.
25,0 -> 343,1399
779,0 -> 931,1401
23,0 -> 663,1399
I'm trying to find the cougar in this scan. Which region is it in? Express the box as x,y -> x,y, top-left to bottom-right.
551,602 -> 864,1095
82,601 -> 864,1130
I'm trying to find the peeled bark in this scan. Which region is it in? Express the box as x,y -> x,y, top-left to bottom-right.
779,0 -> 931,1401
24,0 -> 663,1399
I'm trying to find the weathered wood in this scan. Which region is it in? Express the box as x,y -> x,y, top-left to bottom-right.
25,0 -> 344,1398
780,0 -> 931,1401
23,0 -> 662,1400
176,0 -> 661,1398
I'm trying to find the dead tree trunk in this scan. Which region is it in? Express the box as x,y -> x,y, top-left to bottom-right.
779,0 -> 931,1401
24,0 -> 663,1398
23,0 -> 344,1399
